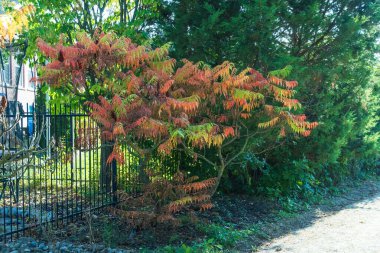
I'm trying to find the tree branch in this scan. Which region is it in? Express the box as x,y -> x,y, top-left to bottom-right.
179,143 -> 216,168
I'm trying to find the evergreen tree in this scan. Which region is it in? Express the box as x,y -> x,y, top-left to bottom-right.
158,0 -> 380,193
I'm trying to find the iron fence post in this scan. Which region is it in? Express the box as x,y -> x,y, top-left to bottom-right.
112,159 -> 117,204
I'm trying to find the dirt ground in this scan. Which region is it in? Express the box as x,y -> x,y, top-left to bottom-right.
24,178 -> 380,252
235,179 -> 380,253
257,192 -> 380,253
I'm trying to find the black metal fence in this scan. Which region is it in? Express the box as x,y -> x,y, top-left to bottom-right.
0,104 -> 179,240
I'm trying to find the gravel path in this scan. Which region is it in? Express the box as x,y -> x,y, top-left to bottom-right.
257,193 -> 380,253
0,239 -> 131,252
0,237 -> 130,253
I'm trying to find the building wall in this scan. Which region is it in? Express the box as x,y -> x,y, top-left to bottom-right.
0,54 -> 36,111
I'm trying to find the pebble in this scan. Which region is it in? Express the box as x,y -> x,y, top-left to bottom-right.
39,242 -> 49,250
0,237 -> 132,252
29,241 -> 38,247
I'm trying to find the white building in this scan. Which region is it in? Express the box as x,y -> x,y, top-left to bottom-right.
0,53 -> 36,112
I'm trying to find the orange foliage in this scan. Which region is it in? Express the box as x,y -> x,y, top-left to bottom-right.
223,127 -> 235,138
35,32 -> 321,231
37,31 -> 318,164
110,171 -> 216,229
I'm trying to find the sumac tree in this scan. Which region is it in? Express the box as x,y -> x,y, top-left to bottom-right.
36,31 -> 317,194
113,171 -> 217,228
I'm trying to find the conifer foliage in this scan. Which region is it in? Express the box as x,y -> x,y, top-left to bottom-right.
36,31 -> 318,196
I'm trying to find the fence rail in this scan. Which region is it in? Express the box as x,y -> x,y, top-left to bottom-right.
0,104 -> 179,240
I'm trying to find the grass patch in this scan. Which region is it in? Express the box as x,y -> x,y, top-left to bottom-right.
148,222 -> 258,252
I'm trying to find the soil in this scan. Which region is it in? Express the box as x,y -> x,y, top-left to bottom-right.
18,178 -> 380,252
236,179 -> 380,252
256,193 -> 380,253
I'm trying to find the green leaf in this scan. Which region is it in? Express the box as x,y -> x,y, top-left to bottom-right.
90,84 -> 102,94
41,85 -> 49,93
269,65 -> 293,78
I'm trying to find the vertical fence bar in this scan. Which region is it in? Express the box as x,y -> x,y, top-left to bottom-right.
89,116 -> 93,209
45,104 -> 49,225
112,159 -> 117,204
9,107 -> 13,238
1,100 -> 182,240
58,103 -> 62,226
20,104 -> 27,237
2,117 -> 5,240
71,105 -> 74,217
64,105 -> 69,225
26,104 -> 31,236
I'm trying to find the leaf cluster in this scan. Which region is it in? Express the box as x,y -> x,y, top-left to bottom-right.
109,171 -> 216,229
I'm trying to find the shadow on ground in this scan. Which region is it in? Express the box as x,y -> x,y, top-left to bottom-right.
227,179 -> 380,252
22,178 -> 380,252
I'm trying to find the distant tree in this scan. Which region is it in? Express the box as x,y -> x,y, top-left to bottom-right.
0,4 -> 34,46
20,0 -> 161,57
17,0 -> 162,107
158,0 -> 380,190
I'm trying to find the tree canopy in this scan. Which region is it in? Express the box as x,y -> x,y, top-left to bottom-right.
18,0 -> 380,197
36,31 -> 317,193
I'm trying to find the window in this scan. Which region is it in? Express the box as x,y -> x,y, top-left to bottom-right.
1,60 -> 10,86
28,67 -> 35,90
15,62 -> 23,87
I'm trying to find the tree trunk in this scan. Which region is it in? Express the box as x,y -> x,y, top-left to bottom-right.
138,154 -> 151,184
210,147 -> 226,196
210,164 -> 225,197
100,139 -> 113,193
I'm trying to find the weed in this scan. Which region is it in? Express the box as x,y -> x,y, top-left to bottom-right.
196,223 -> 254,248
277,210 -> 297,219
168,234 -> 180,244
102,222 -> 117,248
